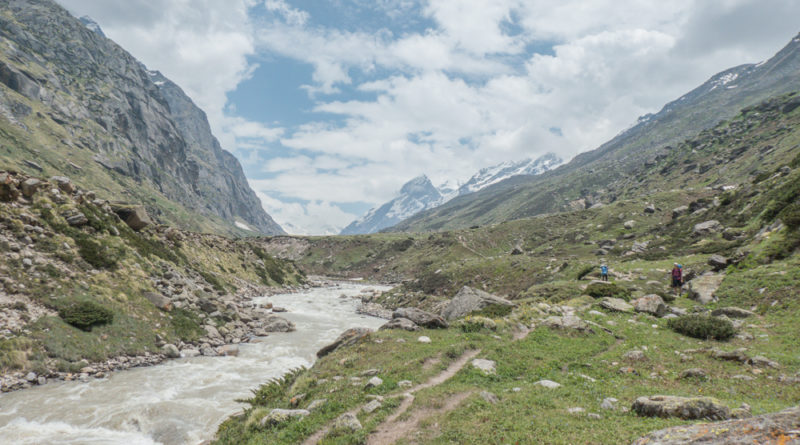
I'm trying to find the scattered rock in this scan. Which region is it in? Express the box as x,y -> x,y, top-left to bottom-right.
263,315 -> 295,332
365,377 -> 383,388
317,328 -> 372,358
50,176 -> 74,194
672,206 -> 689,219
542,314 -> 594,333
20,178 -> 42,198
750,355 -> 780,369
644,204 -> 656,214
393,307 -> 448,329
624,220 -> 636,229
480,391 -> 499,404
600,398 -> 618,410
217,345 -> 239,356
567,407 -> 585,414
693,220 -> 723,236
708,254 -> 730,271
143,292 -> 172,311
711,307 -> 756,318
259,409 -> 310,426
632,405 -> 800,445
333,412 -> 362,432
441,286 -> 516,320
417,336 -> 431,343
599,297 -> 633,313
379,317 -> 420,331
471,358 -> 496,375
306,399 -> 327,411
111,204 -> 152,231
632,395 -> 730,420
162,344 -> 180,359
687,274 -> 724,304
623,350 -> 646,361
632,294 -> 667,317
362,399 -> 382,414
65,213 -> 89,226
679,368 -> 708,380
534,379 -> 561,389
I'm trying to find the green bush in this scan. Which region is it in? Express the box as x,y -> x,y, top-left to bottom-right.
58,301 -> 114,331
471,303 -> 513,318
74,235 -> 123,269
170,308 -> 205,342
576,265 -> 595,280
667,315 -> 735,340
585,282 -> 631,300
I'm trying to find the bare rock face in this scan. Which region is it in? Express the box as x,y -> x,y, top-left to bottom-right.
317,328 -> 372,358
379,317 -> 420,331
632,294 -> 667,317
693,220 -> 724,236
441,286 -> 516,320
632,395 -> 731,421
111,205 -> 153,231
632,405 -> 800,445
687,274 -> 725,304
599,297 -> 633,313
143,292 -> 172,311
392,307 -> 448,329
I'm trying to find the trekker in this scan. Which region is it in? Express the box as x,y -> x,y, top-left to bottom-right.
600,264 -> 609,282
671,263 -> 683,296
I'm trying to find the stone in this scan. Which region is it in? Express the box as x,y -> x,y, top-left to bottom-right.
623,350 -> 646,361
599,297 -> 633,313
306,399 -> 327,411
379,317 -> 420,331
711,307 -> 756,318
20,178 -> 42,198
111,204 -> 152,231
644,204 -> 656,214
365,377 -> 383,388
417,336 -> 431,343
441,286 -> 516,320
687,274 -> 725,304
162,344 -> 180,358
624,220 -> 636,229
317,328 -> 372,358
392,307 -> 448,329
632,395 -> 730,420
259,409 -> 310,426
600,398 -> 618,410
587,413 -> 602,420
362,399 -> 382,414
180,348 -> 200,358
333,412 -> 362,432
480,391 -> 499,404
632,405 -> 800,445
708,254 -> 730,271
398,380 -> 412,388
471,358 -> 496,375
272,306 -> 287,313
23,160 -> 43,171
671,206 -> 689,219
217,345 -> 239,357
542,314 -> 594,333
143,292 -> 172,311
361,369 -> 380,377
632,294 -> 667,317
568,407 -> 585,414
263,315 -> 296,332
25,372 -> 37,382
50,176 -> 74,194
679,368 -> 708,380
65,213 -> 89,226
693,220 -> 723,236
534,379 -> 561,389
750,355 -> 780,369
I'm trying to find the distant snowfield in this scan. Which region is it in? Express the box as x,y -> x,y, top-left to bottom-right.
234,221 -> 252,231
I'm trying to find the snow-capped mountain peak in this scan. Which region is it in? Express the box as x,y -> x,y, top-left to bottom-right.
457,153 -> 562,196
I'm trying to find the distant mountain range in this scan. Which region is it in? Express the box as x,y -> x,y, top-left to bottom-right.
0,1 -> 284,235
390,32 -> 800,233
340,153 -> 562,235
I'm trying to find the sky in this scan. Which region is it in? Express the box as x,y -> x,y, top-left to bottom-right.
56,0 -> 800,235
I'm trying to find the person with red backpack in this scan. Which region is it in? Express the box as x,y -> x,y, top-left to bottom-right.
671,263 -> 683,296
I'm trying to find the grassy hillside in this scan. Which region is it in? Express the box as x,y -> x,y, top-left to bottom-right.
214,92 -> 800,444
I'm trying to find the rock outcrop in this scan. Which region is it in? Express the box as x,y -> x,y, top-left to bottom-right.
632,395 -> 731,420
317,328 -> 372,358
441,286 -> 516,320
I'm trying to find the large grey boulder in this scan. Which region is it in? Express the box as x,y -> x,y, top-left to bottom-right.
671,206 -> 689,219
111,204 -> 153,231
708,254 -> 730,271
693,220 -> 723,236
687,274 -> 724,304
711,307 -> 756,318
441,286 -> 516,320
143,292 -> 172,311
632,294 -> 667,317
259,409 -> 309,427
632,395 -> 730,421
50,176 -> 74,194
263,315 -> 295,332
542,314 -> 594,333
333,412 -> 362,432
393,307 -> 448,329
317,328 -> 372,358
379,317 -> 420,331
599,297 -> 633,313
162,344 -> 180,358
632,405 -> 800,445
20,178 -> 42,198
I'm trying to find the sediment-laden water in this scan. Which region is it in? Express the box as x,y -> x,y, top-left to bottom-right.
0,283 -> 388,445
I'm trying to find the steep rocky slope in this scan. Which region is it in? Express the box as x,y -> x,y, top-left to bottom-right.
391,33 -> 800,233
0,0 -> 283,235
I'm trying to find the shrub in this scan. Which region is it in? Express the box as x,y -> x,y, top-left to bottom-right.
58,301 -> 114,331
576,265 -> 595,280
170,308 -> 205,342
471,304 -> 513,318
585,282 -> 631,300
459,316 -> 497,333
74,235 -> 123,269
667,315 -> 735,340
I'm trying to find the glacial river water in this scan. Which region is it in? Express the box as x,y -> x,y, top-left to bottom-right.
0,283 -> 389,445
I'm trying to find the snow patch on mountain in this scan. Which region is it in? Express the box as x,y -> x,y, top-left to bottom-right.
79,16 -> 106,38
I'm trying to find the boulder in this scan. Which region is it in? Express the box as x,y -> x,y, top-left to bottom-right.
644,204 -> 656,214
599,297 -> 633,313
711,307 -> 756,318
20,178 -> 42,198
679,368 -> 708,380
632,294 -> 667,317
362,399 -> 382,413
441,286 -> 516,320
65,213 -> 89,226
143,292 -> 172,311
708,254 -> 730,271
471,358 -> 496,375
671,206 -> 689,219
687,274 -> 724,304
259,409 -> 309,426
542,314 -> 594,333
317,328 -> 372,358
263,315 -> 295,332
623,350 -> 646,361
480,391 -> 499,404
693,220 -> 723,236
633,395 -> 730,420
393,307 -> 448,329
623,220 -> 636,229
534,379 -> 561,389
162,344 -> 180,358
111,204 -> 152,231
379,317 -> 420,331
442,286 -> 516,320
333,412 -> 362,432
632,405 -> 800,445
0,174 -> 20,202
417,336 -> 431,343
217,345 -> 239,356
50,176 -> 74,194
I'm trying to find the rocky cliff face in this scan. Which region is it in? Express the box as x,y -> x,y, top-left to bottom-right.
0,0 -> 284,235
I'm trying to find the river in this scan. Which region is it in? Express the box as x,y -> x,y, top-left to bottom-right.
0,283 -> 389,445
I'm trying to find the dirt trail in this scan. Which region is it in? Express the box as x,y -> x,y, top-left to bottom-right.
301,349 -> 481,445
366,391 -> 474,445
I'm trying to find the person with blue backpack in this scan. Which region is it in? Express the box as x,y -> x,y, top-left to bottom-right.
600,264 -> 609,281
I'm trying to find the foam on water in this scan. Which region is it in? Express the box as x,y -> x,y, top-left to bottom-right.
0,283 -> 389,445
